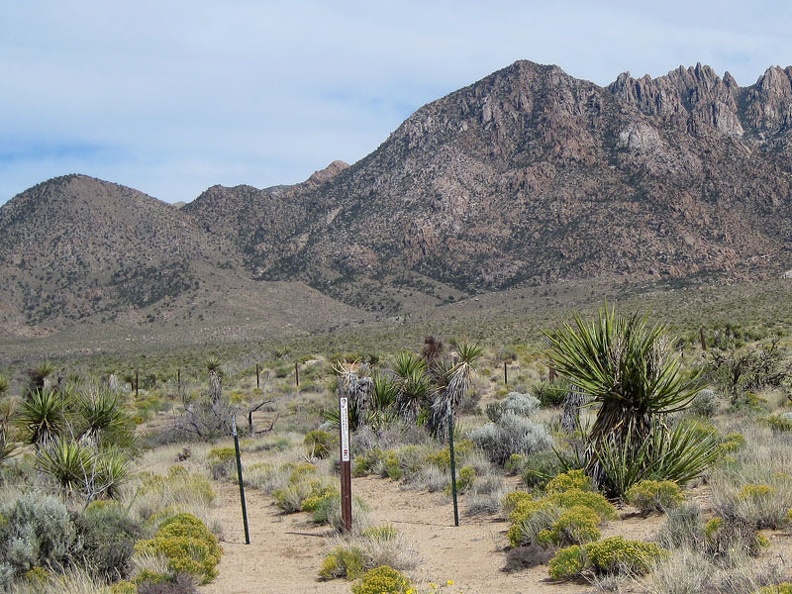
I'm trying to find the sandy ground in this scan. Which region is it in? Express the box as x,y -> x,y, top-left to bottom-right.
198,476 -> 666,594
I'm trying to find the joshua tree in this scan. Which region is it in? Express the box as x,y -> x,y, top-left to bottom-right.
206,357 -> 223,405
428,341 -> 482,438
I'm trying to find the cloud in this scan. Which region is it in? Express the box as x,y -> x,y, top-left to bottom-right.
1,1 -> 791,204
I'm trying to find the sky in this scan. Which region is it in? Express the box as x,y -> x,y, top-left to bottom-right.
2,1 -> 791,205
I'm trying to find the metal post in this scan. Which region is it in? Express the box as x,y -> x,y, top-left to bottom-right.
448,400 -> 459,527
504,361 -> 508,385
232,416 -> 251,544
338,394 -> 352,532
295,362 -> 300,387
256,364 -> 260,389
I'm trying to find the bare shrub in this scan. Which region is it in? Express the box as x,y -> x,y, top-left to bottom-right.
648,547 -> 715,594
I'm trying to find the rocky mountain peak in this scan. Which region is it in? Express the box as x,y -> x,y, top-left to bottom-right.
742,66 -> 792,135
608,64 -> 742,136
304,160 -> 349,187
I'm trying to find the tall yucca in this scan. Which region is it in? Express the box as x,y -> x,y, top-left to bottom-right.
429,341 -> 483,438
546,305 -> 702,491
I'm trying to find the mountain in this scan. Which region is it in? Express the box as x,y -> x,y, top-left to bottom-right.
0,174 -> 367,339
3,60 -> 792,339
217,61 -> 792,298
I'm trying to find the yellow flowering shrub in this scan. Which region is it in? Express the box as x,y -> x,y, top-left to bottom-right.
545,469 -> 595,494
625,480 -> 684,514
548,536 -> 668,580
351,565 -> 412,594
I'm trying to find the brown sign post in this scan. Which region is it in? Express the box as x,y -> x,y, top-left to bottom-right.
339,395 -> 352,532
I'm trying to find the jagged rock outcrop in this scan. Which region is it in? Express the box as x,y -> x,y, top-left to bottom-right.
225,60 -> 792,299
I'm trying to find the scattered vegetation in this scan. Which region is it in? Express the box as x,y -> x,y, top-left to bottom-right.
1,298 -> 791,592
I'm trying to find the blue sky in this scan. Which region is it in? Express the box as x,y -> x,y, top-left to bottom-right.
1,1 -> 790,205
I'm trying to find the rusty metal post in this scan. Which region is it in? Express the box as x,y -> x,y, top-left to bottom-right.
338,394 -> 352,532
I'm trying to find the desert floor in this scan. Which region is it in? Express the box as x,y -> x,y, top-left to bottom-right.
198,475 -> 679,594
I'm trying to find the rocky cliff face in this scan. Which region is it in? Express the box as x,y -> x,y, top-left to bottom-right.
229,61 -> 792,299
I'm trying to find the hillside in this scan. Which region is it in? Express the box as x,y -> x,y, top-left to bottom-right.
0,174 -> 369,341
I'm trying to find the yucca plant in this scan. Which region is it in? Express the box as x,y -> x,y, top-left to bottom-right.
17,388 -> 68,446
37,438 -> 131,502
25,361 -> 57,395
75,387 -> 135,449
392,352 -> 432,425
366,373 -> 398,430
546,305 -> 706,496
37,437 -> 94,492
206,357 -> 224,404
0,397 -> 16,463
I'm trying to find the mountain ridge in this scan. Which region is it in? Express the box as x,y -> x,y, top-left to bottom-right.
3,59 -> 792,339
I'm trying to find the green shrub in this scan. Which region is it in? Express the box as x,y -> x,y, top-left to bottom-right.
537,506 -> 601,547
273,477 -> 336,514
586,536 -> 668,575
351,565 -> 412,594
764,413 -> 792,434
505,453 -> 526,475
547,544 -> 588,581
717,432 -> 746,454
501,490 -> 534,516
519,451 -> 564,489
754,584 -> 792,594
445,465 -> 476,495
304,429 -> 337,459
304,492 -> 340,524
738,483 -> 776,501
206,447 -> 235,480
626,480 -> 685,514
506,488 -> 616,548
548,489 -> 618,522
353,448 -> 385,477
360,524 -> 398,542
425,440 -> 474,468
76,500 -> 142,580
548,536 -> 668,580
319,545 -> 366,580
